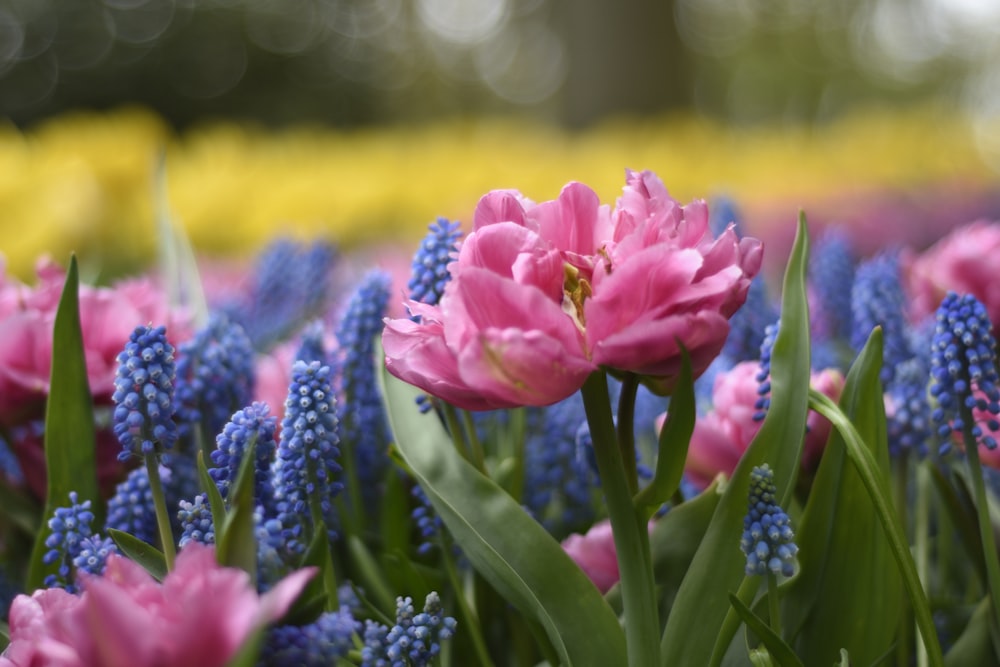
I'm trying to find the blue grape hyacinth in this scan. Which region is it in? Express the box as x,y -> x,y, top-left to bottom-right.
210,402 -> 278,510
929,292 -> 1000,452
273,361 -> 342,548
361,592 -> 457,667
740,464 -> 798,577
407,217 -> 462,310
851,252 -> 911,384
112,325 -> 178,461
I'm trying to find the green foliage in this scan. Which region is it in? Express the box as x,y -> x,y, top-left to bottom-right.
783,328 -> 902,664
26,257 -> 100,592
660,212 -> 813,666
108,528 -> 167,582
379,361 -> 628,667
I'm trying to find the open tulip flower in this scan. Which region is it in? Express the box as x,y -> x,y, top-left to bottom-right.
383,169 -> 762,408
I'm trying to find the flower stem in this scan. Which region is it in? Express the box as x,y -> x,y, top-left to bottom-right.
616,374 -> 640,495
439,537 -> 495,667
144,454 -> 176,570
766,572 -> 781,637
959,411 -> 1000,644
581,371 -> 659,667
914,458 -> 931,667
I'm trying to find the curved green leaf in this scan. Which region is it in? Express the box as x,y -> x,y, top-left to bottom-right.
379,364 -> 627,667
783,327 -> 902,664
808,391 -> 943,666
661,213 -> 813,666
108,528 -> 167,581
634,348 -> 695,514
728,593 -> 804,667
26,256 -> 99,591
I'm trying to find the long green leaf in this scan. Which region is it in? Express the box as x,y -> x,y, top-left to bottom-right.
634,348 -> 695,514
0,477 -> 41,535
783,328 -> 902,664
728,593 -> 804,667
808,391 -> 943,666
661,213 -> 813,666
108,528 -> 167,581
26,256 -> 100,591
379,364 -> 627,667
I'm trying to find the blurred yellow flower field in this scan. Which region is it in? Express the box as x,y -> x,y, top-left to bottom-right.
0,105 -> 995,279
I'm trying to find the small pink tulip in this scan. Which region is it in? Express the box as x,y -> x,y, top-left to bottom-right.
562,519 -> 656,594
903,220 -> 1000,326
682,361 -> 844,489
0,543 -> 315,667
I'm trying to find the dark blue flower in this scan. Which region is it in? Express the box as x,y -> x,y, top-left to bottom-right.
177,494 -> 215,547
753,319 -> 781,421
209,402 -> 278,511
224,239 -> 338,351
851,252 -> 911,384
259,607 -> 360,666
72,535 -> 118,578
112,325 -> 178,461
740,464 -> 798,577
174,314 -> 255,450
809,229 -> 856,343
361,592 -> 457,667
929,292 -> 1000,452
273,361 -> 342,548
43,493 -> 117,589
336,271 -> 392,507
407,218 -> 462,310
724,275 -> 778,364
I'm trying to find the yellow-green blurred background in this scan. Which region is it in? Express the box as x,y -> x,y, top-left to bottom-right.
0,0 -> 998,279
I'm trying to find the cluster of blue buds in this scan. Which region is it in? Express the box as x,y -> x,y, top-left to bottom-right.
407,217 -> 462,310
361,592 -> 457,667
850,252 -> 911,384
43,492 -> 117,590
929,292 -> 1000,452
753,320 -> 780,421
111,325 -> 178,460
740,464 -> 798,577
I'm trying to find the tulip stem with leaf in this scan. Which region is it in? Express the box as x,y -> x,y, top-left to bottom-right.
145,454 -> 176,570
581,370 -> 660,667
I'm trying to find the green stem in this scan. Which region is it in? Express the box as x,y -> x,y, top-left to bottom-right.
766,572 -> 781,637
915,458 -> 931,667
894,451 -> 913,667
459,409 -> 487,475
439,537 -> 495,667
616,374 -> 640,495
144,454 -> 176,571
443,404 -> 486,475
959,413 -> 1000,653
581,371 -> 659,667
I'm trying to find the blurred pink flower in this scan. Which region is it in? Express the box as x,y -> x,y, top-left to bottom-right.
681,361 -> 844,489
562,518 -> 656,594
903,220 -> 1000,325
0,543 -> 315,667
383,170 -> 761,408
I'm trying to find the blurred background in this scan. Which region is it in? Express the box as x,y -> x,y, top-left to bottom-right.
0,0 -> 998,277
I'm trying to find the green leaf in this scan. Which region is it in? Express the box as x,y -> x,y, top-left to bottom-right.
650,480 -> 723,625
945,597 -> 999,666
108,528 -> 167,581
782,327 -> 902,665
0,619 -> 9,652
728,593 -> 804,667
347,534 -> 395,615
634,347 -> 695,514
216,432 -> 259,583
26,256 -> 100,591
282,521 -> 338,626
222,628 -> 264,667
808,390 -> 943,666
197,450 -> 227,536
379,361 -> 627,667
661,213 -> 813,666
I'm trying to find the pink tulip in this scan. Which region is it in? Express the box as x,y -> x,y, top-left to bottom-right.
682,361 -> 844,489
383,170 -> 761,408
0,543 -> 315,667
562,518 -> 656,594
902,220 -> 1000,326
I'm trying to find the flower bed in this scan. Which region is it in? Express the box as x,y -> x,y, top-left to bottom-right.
0,160 -> 999,664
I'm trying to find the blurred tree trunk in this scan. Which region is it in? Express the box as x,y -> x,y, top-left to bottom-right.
552,0 -> 690,128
